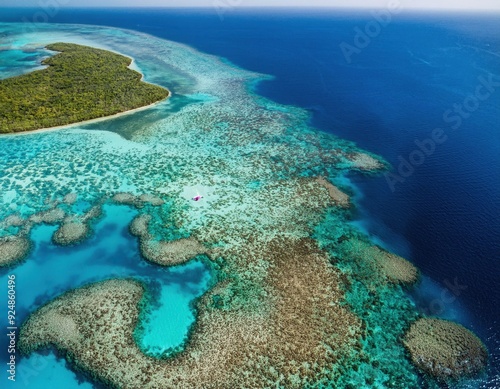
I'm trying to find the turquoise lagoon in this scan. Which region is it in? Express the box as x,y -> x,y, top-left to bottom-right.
0,202 -> 211,387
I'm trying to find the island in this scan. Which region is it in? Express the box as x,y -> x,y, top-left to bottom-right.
0,43 -> 170,133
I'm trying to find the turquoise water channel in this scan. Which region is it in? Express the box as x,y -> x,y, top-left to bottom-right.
0,204 -> 212,388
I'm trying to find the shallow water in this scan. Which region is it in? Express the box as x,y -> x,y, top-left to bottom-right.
0,203 -> 211,388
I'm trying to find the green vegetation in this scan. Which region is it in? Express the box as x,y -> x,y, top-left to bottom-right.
0,43 -> 170,133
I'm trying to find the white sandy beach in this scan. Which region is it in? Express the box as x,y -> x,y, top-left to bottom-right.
1,92 -> 170,138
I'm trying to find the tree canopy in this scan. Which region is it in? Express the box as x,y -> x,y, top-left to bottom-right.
0,43 -> 170,133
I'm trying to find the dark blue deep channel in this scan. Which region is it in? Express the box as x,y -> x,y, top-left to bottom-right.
1,7 -> 499,387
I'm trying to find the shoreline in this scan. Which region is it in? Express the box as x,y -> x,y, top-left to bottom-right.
0,42 -> 171,138
0,92 -> 170,137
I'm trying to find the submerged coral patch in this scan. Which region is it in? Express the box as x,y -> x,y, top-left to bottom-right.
1,214 -> 25,228
378,248 -> 419,285
112,192 -> 138,206
336,238 -> 419,287
63,192 -> 78,205
52,221 -> 89,246
316,176 -> 350,207
82,204 -> 103,223
0,235 -> 30,267
403,318 -> 488,381
19,279 -> 143,363
129,214 -> 152,237
140,237 -> 207,266
138,194 -> 165,206
346,152 -> 384,171
113,192 -> 165,208
36,207 -> 66,224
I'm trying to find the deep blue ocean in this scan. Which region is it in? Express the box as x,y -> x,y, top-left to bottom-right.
1,7 -> 499,386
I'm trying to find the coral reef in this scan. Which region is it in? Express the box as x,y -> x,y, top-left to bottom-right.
49,203 -> 101,246
129,213 -> 206,266
112,192 -> 165,208
4,23 -> 486,389
139,194 -> 165,206
313,212 -> 422,387
52,221 -> 89,246
403,318 -> 488,381
1,202 -> 99,249
38,208 -> 66,224
19,279 -> 142,360
347,152 -> 384,171
1,214 -> 24,228
129,214 -> 152,237
316,176 -> 350,207
28,206 -> 66,225
140,237 -> 207,266
337,238 -> 419,287
62,192 -> 78,205
378,249 -> 419,285
0,235 -> 31,267
19,237 -> 363,388
112,192 -> 138,206
82,204 -> 103,223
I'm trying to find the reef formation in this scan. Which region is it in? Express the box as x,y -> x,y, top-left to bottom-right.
0,23 -> 488,388
403,318 -> 488,381
0,235 -> 30,267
